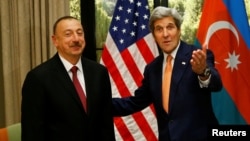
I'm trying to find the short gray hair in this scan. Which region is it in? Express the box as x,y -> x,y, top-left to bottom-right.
149,6 -> 183,32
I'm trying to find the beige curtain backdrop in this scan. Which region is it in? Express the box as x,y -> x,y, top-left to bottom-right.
0,0 -> 70,127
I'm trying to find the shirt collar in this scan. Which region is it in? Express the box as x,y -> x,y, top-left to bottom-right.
163,40 -> 180,63
58,54 -> 83,73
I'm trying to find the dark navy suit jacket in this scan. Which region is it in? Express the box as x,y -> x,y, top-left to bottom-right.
21,53 -> 115,141
113,41 -> 222,141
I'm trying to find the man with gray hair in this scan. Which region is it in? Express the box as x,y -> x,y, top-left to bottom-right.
112,6 -> 222,141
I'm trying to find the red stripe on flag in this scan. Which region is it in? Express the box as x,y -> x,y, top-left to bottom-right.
102,45 -> 157,141
119,47 -> 158,140
131,112 -> 157,141
121,49 -> 143,86
101,45 -> 132,98
121,43 -> 157,116
136,38 -> 157,116
114,117 -> 135,141
101,46 -> 134,140
136,38 -> 156,64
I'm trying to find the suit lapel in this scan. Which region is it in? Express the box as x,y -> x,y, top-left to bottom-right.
51,54 -> 86,112
80,57 -> 96,114
169,42 -> 192,112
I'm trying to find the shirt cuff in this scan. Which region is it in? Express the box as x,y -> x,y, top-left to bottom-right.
198,75 -> 211,88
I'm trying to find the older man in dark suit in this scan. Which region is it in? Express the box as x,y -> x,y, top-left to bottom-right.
112,6 -> 222,141
21,16 -> 115,141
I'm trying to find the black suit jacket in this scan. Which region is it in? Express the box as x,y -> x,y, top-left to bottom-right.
113,41 -> 222,141
21,53 -> 115,141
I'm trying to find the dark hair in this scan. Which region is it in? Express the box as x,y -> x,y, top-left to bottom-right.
53,16 -> 79,34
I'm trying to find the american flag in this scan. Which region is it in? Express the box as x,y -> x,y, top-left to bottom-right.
100,0 -> 159,140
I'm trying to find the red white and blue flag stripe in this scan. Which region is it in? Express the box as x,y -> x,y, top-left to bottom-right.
100,0 -> 159,140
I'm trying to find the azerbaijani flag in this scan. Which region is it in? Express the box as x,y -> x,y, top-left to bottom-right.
196,0 -> 250,124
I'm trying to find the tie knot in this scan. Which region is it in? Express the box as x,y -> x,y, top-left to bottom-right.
167,55 -> 172,63
71,66 -> 78,74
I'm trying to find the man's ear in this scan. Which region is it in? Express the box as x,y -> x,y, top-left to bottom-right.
51,35 -> 58,46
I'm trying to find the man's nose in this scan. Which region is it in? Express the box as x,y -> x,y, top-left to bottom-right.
163,28 -> 169,37
72,33 -> 80,41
